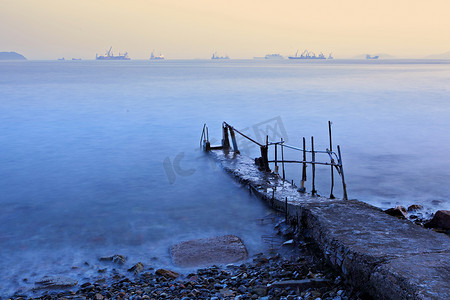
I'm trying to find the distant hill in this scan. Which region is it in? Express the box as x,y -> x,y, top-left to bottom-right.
425,51 -> 450,59
0,51 -> 27,60
353,53 -> 396,59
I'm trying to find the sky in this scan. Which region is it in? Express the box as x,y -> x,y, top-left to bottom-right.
1,0 -> 450,60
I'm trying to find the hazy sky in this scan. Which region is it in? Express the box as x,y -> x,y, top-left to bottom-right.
1,0 -> 450,59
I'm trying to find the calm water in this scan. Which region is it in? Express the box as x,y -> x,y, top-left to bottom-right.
1,59 -> 449,296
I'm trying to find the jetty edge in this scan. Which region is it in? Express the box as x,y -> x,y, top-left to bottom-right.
201,122 -> 450,300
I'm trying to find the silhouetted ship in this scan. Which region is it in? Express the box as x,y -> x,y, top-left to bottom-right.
366,54 -> 379,59
265,54 -> 284,59
150,51 -> 165,60
96,47 -> 130,60
288,50 -> 327,60
211,52 -> 229,60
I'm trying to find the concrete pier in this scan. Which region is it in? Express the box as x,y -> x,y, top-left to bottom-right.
210,150 -> 449,299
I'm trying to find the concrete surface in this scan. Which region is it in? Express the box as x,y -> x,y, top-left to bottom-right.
209,150 -> 450,299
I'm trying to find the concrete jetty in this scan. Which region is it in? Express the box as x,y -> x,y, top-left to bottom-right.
209,150 -> 449,299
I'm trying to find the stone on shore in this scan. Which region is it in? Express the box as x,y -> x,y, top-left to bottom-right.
384,206 -> 408,218
424,210 -> 450,230
128,262 -> 144,274
171,234 -> 248,267
99,254 -> 126,265
155,268 -> 180,279
34,276 -> 78,289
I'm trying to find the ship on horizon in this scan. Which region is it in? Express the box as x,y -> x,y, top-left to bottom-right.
288,50 -> 328,60
96,47 -> 130,60
211,52 -> 229,60
265,53 -> 284,59
150,51 -> 165,60
366,54 -> 379,59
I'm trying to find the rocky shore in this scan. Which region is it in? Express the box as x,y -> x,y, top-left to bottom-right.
7,216 -> 361,300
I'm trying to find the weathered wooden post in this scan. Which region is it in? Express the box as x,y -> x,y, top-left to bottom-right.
260,135 -> 270,172
281,138 -> 285,181
328,121 -> 335,199
338,145 -> 348,200
229,127 -> 240,154
311,136 -> 317,196
299,137 -> 307,193
222,123 -> 230,150
274,141 -> 278,174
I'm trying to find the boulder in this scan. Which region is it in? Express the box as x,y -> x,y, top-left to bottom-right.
407,204 -> 423,212
99,254 -> 126,265
171,235 -> 248,267
424,210 -> 450,230
384,206 -> 407,218
34,276 -> 78,289
128,262 -> 144,274
155,268 -> 180,279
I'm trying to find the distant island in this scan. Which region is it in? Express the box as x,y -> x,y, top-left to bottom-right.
425,51 -> 450,59
0,51 -> 27,60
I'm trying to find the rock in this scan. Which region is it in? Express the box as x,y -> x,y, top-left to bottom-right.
34,276 -> 78,289
424,210 -> 450,230
407,204 -> 423,212
270,278 -> 331,291
384,206 -> 408,218
171,235 -> 248,267
99,254 -> 126,264
128,262 -> 144,274
95,293 -> 104,300
155,268 -> 180,279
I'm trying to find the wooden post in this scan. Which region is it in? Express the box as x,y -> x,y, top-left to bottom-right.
281,138 -> 285,181
222,124 -> 230,150
311,136 -> 317,196
338,145 -> 348,200
299,137 -> 307,193
274,142 -> 278,174
260,146 -> 270,172
229,127 -> 240,154
328,121 -> 335,199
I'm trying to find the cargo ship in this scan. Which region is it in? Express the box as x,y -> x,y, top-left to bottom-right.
288,50 -> 327,60
150,51 -> 165,60
265,53 -> 284,59
211,52 -> 229,60
96,47 -> 130,60
366,54 -> 379,59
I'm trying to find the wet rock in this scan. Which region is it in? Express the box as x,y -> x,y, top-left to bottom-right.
407,204 -> 423,212
128,262 -> 144,274
34,276 -> 78,289
424,210 -> 450,230
156,268 -> 180,279
384,206 -> 408,218
99,254 -> 127,265
171,235 -> 248,267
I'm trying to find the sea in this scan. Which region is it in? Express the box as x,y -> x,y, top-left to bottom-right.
0,59 -> 449,296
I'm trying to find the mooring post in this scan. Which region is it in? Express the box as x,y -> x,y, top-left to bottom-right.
281,138 -> 286,181
311,136 -> 317,196
274,141 -> 278,174
260,146 -> 270,172
229,127 -> 240,154
328,121 -> 335,199
338,145 -> 348,200
299,137 -> 307,193
222,123 -> 230,150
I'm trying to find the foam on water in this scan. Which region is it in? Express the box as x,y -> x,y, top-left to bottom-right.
0,59 -> 449,296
